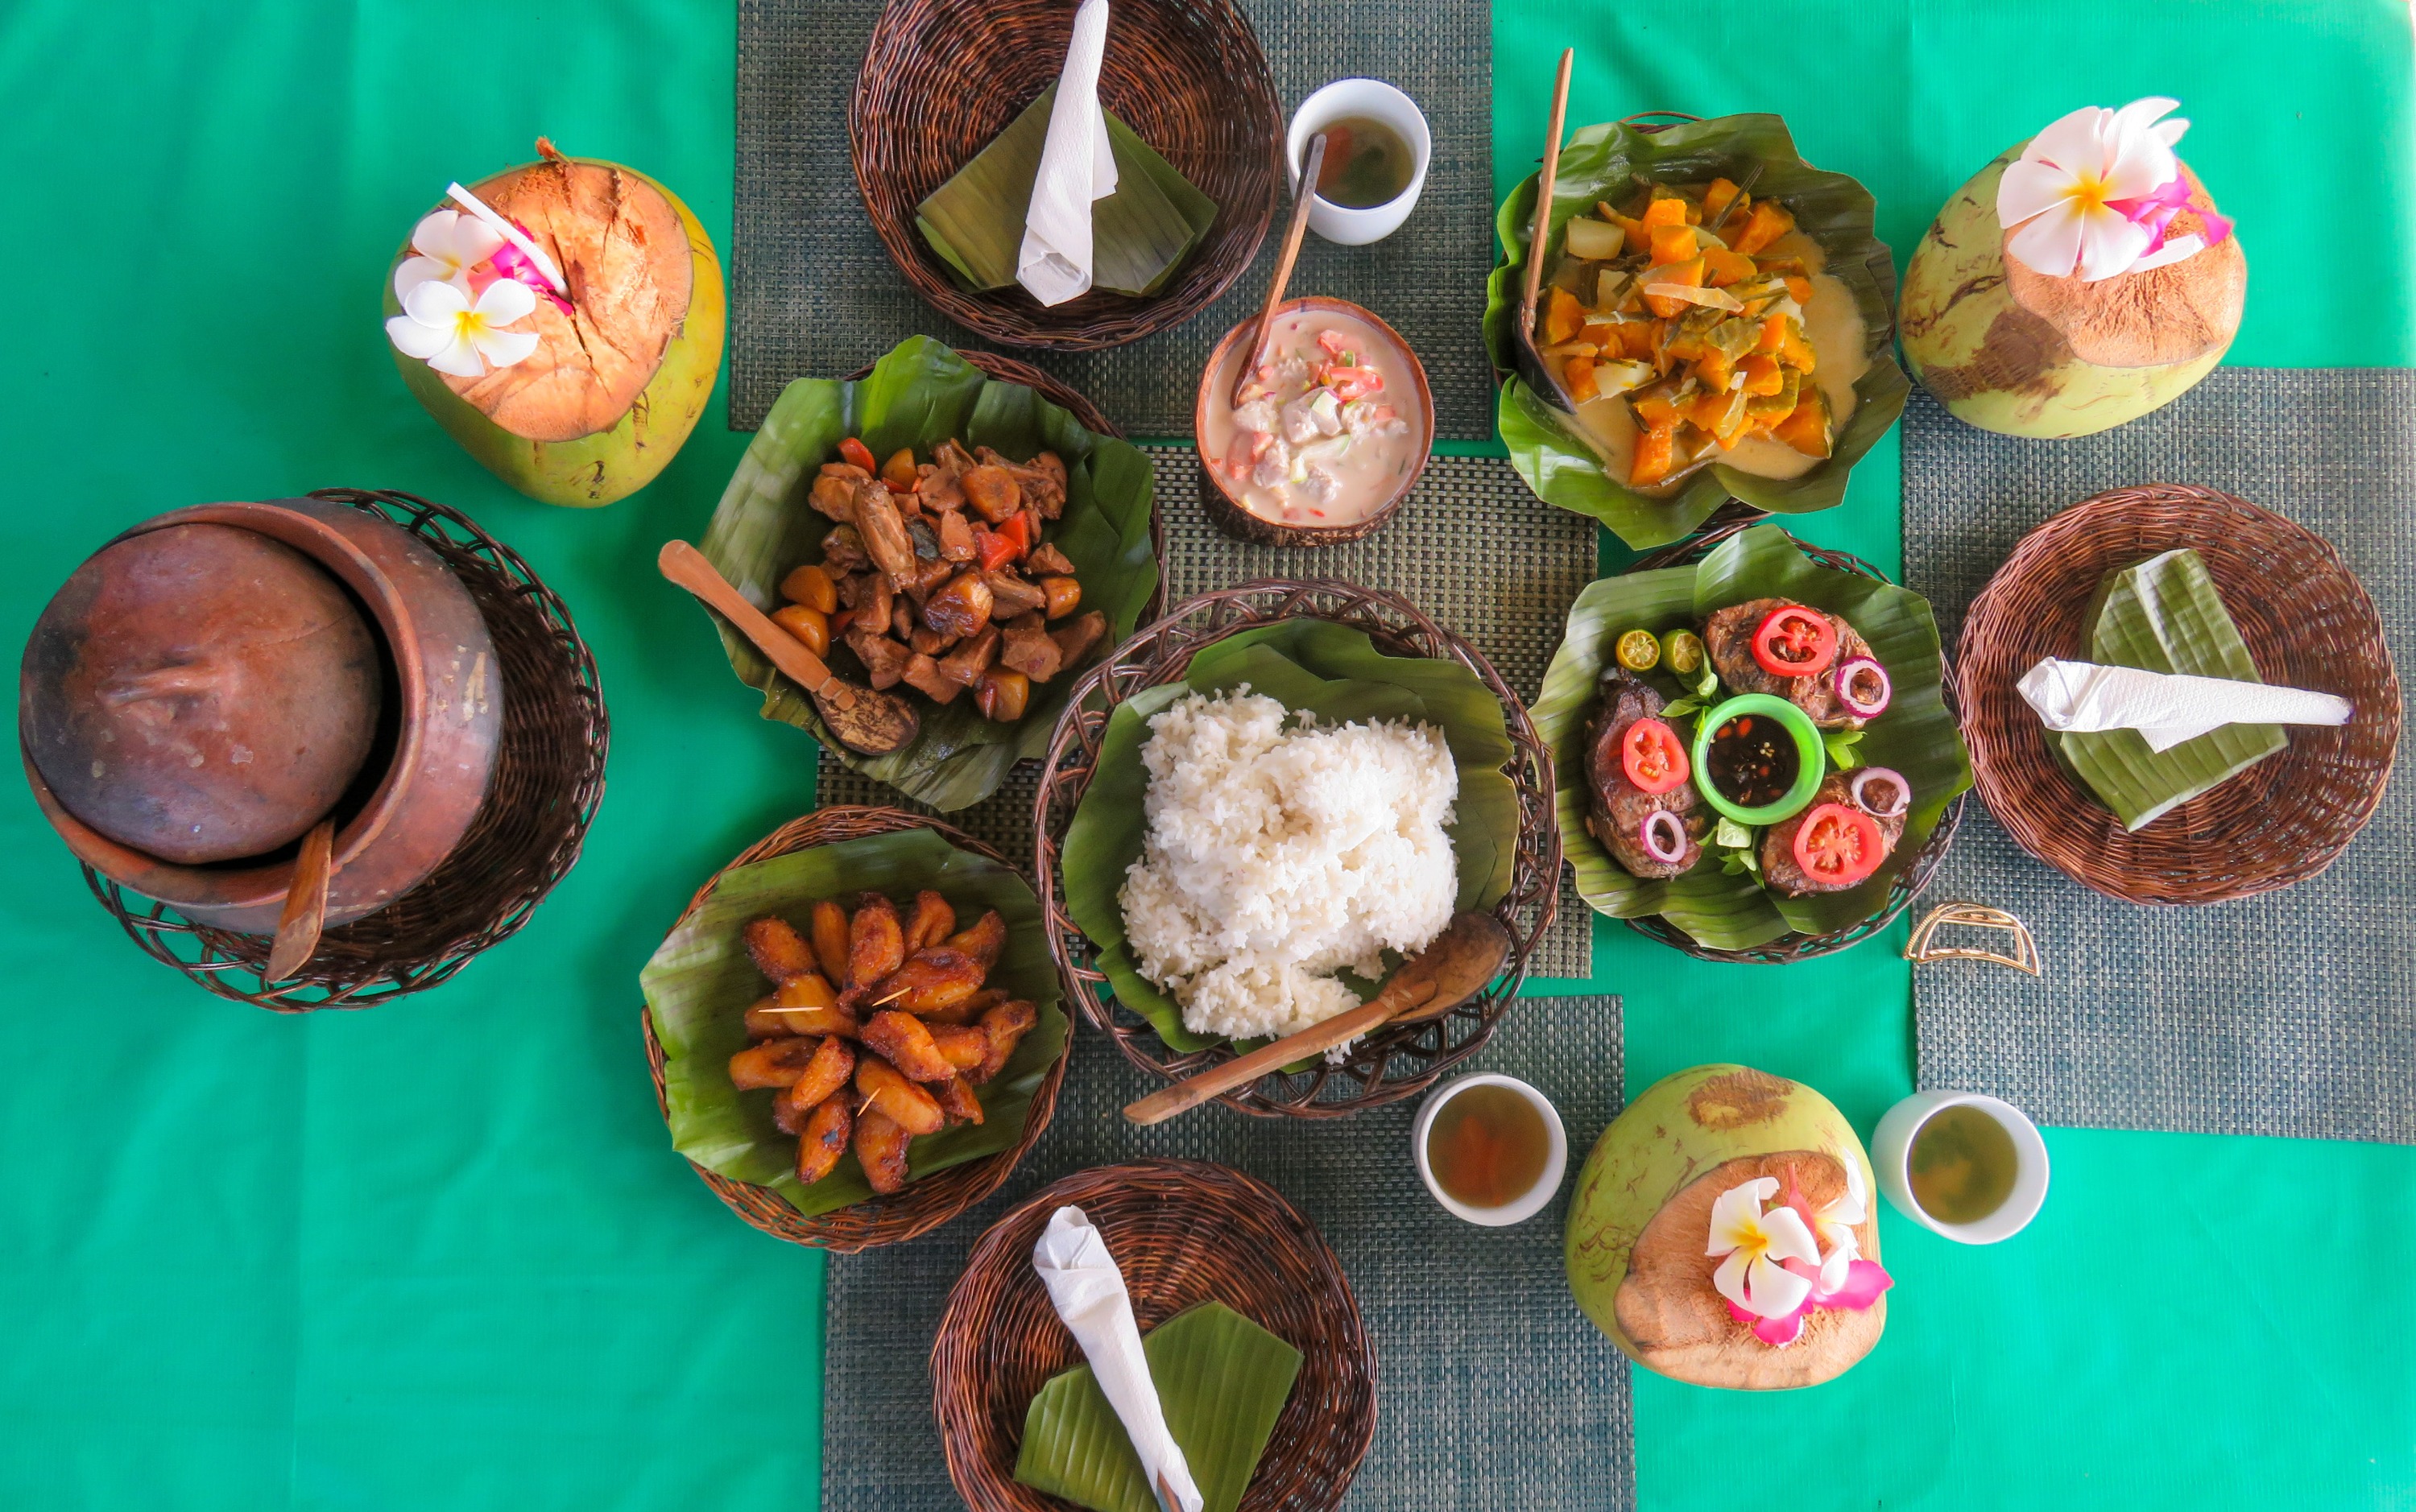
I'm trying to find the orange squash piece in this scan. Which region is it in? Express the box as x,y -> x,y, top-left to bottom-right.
1701,177 -> 1744,226
1649,225 -> 1698,266
1784,275 -> 1814,305
1773,392 -> 1833,457
1563,357 -> 1599,403
1631,429 -> 1676,486
1640,257 -> 1707,318
1753,314 -> 1788,354
1541,285 -> 1585,345
1777,320 -> 1818,373
1730,199 -> 1798,256
1739,354 -> 1785,396
1631,390 -> 1683,433
1640,195 -> 1688,230
1702,247 -> 1757,287
1694,353 -> 1734,394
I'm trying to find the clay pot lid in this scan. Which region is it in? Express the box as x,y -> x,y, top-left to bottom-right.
19,521 -> 384,865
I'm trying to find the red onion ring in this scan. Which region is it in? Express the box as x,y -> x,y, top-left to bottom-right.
1640,808 -> 1688,865
1849,766 -> 1910,820
1834,656 -> 1892,717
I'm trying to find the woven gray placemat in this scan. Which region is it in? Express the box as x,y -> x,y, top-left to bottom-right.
732,0 -> 1496,440
818,447 -> 1595,979
1901,371 -> 2416,1142
821,994 -> 1630,1512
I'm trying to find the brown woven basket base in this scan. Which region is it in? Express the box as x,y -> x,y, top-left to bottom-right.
1036,579 -> 1561,1117
81,488 -> 607,1010
1619,518 -> 1967,964
1958,483 -> 2400,905
641,806 -> 1074,1253
933,1159 -> 1376,1512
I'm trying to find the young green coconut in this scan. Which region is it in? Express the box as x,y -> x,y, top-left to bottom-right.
1901,97 -> 2244,439
383,139 -> 726,506
1565,1064 -> 1890,1390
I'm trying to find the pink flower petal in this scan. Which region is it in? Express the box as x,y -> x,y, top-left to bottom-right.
1752,1308 -> 1806,1348
2007,199 -> 2087,277
1823,1258 -> 1895,1312
2199,207 -> 2235,245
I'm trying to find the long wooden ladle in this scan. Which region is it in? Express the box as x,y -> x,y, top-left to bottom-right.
657,540 -> 920,756
263,816 -> 335,982
1227,131 -> 1329,408
1122,911 -> 1512,1126
1512,48 -> 1581,411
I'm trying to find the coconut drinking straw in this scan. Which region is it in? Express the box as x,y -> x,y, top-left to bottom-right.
448,180 -> 570,299
1513,49 -> 1580,411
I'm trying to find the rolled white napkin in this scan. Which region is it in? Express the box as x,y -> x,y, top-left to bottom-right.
1016,0 -> 1119,307
2017,657 -> 2352,753
1032,1204 -> 1203,1512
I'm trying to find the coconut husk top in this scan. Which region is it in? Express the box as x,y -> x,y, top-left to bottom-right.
443,143 -> 694,443
2002,162 -> 2245,369
20,522 -> 382,865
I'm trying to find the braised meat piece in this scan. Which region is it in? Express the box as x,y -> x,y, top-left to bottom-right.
1026,542 -> 1076,576
936,626 -> 999,686
1583,671 -> 1707,880
900,652 -> 962,704
1000,622 -> 1065,683
937,508 -> 975,562
983,570 -> 1049,619
838,569 -> 893,634
845,626 -> 912,690
852,479 -> 919,586
1703,597 -> 1879,729
1049,610 -> 1107,671
920,570 -> 994,638
1760,774 -> 1903,896
821,525 -> 871,575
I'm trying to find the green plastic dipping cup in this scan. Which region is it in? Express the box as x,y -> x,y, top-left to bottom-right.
1691,693 -> 1824,825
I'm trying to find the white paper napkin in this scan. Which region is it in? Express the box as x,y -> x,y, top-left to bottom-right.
1032,1204 -> 1202,1512
2017,657 -> 2352,752
1016,0 -> 1119,307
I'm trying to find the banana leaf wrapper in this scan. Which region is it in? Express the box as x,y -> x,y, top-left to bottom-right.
1483,114 -> 1909,550
2055,548 -> 2286,831
1015,1301 -> 1302,1512
701,335 -> 1160,811
640,826 -> 1066,1217
1533,524 -> 1971,951
1060,620 -> 1519,1054
917,85 -> 1217,299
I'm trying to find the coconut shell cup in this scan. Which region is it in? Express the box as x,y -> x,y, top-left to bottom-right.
1194,295 -> 1434,547
21,498 -> 502,933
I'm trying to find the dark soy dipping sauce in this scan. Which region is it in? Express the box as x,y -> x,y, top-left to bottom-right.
1707,713 -> 1799,808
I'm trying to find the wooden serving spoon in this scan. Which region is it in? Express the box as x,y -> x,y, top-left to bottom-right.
656,540 -> 920,757
264,816 -> 335,982
1227,131 -> 1329,409
1121,911 -> 1512,1126
1512,49 -> 1581,412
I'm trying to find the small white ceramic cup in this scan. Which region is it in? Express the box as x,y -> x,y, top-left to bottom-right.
1286,78 -> 1431,246
1870,1090 -> 2050,1244
1411,1072 -> 1567,1227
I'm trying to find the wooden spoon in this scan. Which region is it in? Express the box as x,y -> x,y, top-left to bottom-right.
1227,131 -> 1329,409
264,816 -> 334,982
1122,911 -> 1512,1126
1512,49 -> 1581,412
656,540 -> 920,757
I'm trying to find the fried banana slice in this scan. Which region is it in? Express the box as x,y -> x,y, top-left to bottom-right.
848,893 -> 906,992
747,1000 -> 860,1040
970,999 -> 1040,1084
866,948 -> 986,1016
933,1076 -> 984,1127
811,899 -> 852,985
943,909 -> 1006,971
929,1022 -> 990,1073
743,915 -> 817,983
728,1035 -> 823,1091
854,1106 -> 912,1194
902,890 -> 956,954
861,1010 -> 955,1082
912,986 -> 1003,1027
855,1053 -> 945,1135
796,1096 -> 851,1184
778,1036 -> 857,1125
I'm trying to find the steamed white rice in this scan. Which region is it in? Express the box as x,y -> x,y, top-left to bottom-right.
1117,688 -> 1458,1042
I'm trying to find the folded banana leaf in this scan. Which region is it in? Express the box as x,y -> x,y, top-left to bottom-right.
1483,114 -> 1909,550
1061,619 -> 1518,1053
640,826 -> 1065,1217
700,336 -> 1159,812
1015,1301 -> 1302,1512
917,85 -> 1217,299
1533,524 -> 1971,952
2056,549 -> 2286,831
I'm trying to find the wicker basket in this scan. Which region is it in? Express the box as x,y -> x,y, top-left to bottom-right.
1619,518 -> 1968,964
80,488 -> 606,1010
1034,580 -> 1561,1117
641,806 -> 1074,1253
1958,484 -> 2399,905
850,0 -> 1281,350
933,1159 -> 1376,1512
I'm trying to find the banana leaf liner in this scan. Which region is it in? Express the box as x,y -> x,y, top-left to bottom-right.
1060,619 -> 1519,1055
1483,114 -> 1909,550
1534,524 -> 1971,952
641,826 -> 1066,1218
701,335 -> 1160,811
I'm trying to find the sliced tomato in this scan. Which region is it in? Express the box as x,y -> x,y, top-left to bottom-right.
1752,604 -> 1839,678
1620,717 -> 1690,794
1791,803 -> 1884,887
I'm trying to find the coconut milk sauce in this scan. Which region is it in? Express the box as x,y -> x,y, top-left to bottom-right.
1202,307 -> 1425,527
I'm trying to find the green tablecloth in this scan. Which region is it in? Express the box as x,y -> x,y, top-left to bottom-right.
0,1 -> 2409,1507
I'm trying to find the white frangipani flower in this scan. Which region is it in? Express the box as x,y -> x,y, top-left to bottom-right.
1810,1156 -> 1869,1295
392,209 -> 507,300
386,276 -> 540,378
1999,97 -> 2193,282
1705,1176 -> 1821,1321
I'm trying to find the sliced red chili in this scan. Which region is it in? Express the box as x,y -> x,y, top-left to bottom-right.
1620,717 -> 1690,795
1792,803 -> 1884,887
1752,605 -> 1839,678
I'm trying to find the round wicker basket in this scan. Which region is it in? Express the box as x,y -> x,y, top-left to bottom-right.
641,806 -> 1074,1253
78,487 -> 607,1010
933,1159 -> 1375,1512
1034,580 -> 1561,1117
1618,519 -> 1968,964
1959,484 -> 2398,905
851,0 -> 1281,350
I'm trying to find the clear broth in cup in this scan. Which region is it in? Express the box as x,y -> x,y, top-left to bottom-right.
1314,115 -> 1416,209
1908,1103 -> 2020,1224
1427,1084 -> 1550,1208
